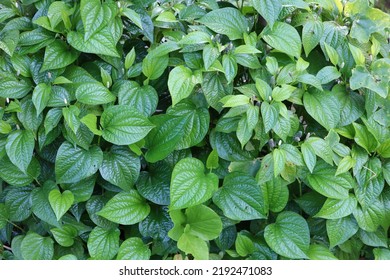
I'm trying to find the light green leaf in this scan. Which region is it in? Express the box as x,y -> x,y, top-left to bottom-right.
142,53 -> 169,80
261,102 -> 278,133
353,202 -> 383,232
62,105 -> 80,134
252,0 -> 282,29
0,78 -> 31,99
41,40 -> 79,71
170,158 -> 219,210
97,190 -> 150,225
261,176 -> 289,213
99,146 -> 140,191
264,211 -> 310,259
185,205 -> 222,240
168,66 -> 197,106
198,8 -> 248,40
6,129 -> 35,173
302,20 -> 324,56
213,173 -> 267,221
87,227 -> 120,260
307,244 -> 338,260
101,105 -> 154,145
75,82 -> 116,105
306,161 -> 353,199
373,248 -> 390,260
50,225 -> 78,247
261,22 -> 301,58
377,139 -> 390,158
336,156 -> 355,176
31,182 -> 60,227
32,83 -> 51,116
235,233 -> 254,257
48,189 -> 74,221
358,228 -> 388,248
301,142 -> 316,173
80,0 -> 110,41
353,122 -> 379,153
316,66 -> 341,84
117,237 -> 151,260
20,232 -> 54,260
306,137 -> 334,165
315,194 -> 357,219
178,232 -> 209,260
273,148 -> 286,177
350,66 -> 387,98
55,141 -> 103,184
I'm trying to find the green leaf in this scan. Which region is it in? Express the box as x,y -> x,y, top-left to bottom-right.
0,29 -> 19,56
198,8 -> 248,40
0,78 -> 31,99
62,105 -> 80,134
326,216 -> 359,248
97,190 -> 150,225
75,82 -> 116,105
6,129 -> 35,173
80,0 -> 111,41
0,203 -> 8,229
261,176 -> 289,213
117,237 -> 151,260
206,150 -> 219,170
307,244 -> 338,260
168,66 -> 197,106
336,156 -> 356,176
101,105 -> 154,145
170,158 -> 218,210
213,173 -> 267,221
302,20 -> 324,56
252,0 -> 282,29
177,232 -> 208,260
99,146 -> 140,191
185,205 -> 222,240
358,228 -> 388,248
142,53 -> 168,80
55,141 -> 103,184
87,226 -> 120,260
350,66 -> 387,98
301,142 -> 316,173
0,156 -> 40,187
264,211 -> 310,259
306,161 -> 353,199
125,47 -> 136,70
235,233 -> 254,257
303,90 -> 340,130
48,189 -> 74,221
353,122 -> 379,153
222,54 -> 237,84
41,40 -> 79,71
50,225 -> 78,247
316,66 -> 341,84
21,233 -> 54,260
373,249 -> 390,260
315,194 -> 357,219
261,102 -> 278,133
32,83 -> 51,116
273,148 -> 286,177
353,202 -> 383,232
31,182 -> 60,227
5,186 -> 33,222
306,137 -> 334,165
261,22 -> 301,58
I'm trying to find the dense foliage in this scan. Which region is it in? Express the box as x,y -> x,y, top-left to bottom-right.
0,0 -> 389,260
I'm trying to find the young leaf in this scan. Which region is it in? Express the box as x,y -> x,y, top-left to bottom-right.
117,238 -> 151,260
97,190 -> 150,225
177,232 -> 209,260
326,216 -> 359,248
314,194 -> 358,219
170,158 -> 219,210
48,189 -> 74,221
168,66 -> 197,106
235,233 -> 254,257
32,83 -> 51,116
50,225 -> 78,247
87,226 -> 120,260
264,211 -> 310,259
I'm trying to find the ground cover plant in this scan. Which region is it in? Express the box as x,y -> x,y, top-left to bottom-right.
0,0 -> 389,260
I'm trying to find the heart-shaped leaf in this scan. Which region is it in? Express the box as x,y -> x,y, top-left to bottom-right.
170,158 -> 219,210
48,189 -> 74,221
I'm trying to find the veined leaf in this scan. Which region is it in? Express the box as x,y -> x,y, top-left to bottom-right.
6,129 -> 35,173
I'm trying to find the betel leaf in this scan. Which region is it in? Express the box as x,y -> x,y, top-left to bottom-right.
117,237 -> 151,260
306,160 -> 353,199
213,172 -> 267,221
252,0 -> 282,29
264,211 -> 310,259
48,189 -> 74,221
261,22 -> 301,58
31,181 -> 60,227
87,226 -> 120,260
177,232 -> 208,260
80,0 -> 110,41
0,156 -> 40,187
326,216 -> 359,248
198,8 -> 248,40
20,232 -> 54,260
0,78 -> 31,99
314,194 -> 357,219
170,158 -> 219,210
307,244 -> 338,260
185,205 -> 222,240
97,190 -> 150,225
261,176 -> 289,213
55,141 -> 103,184
302,20 -> 324,56
261,102 -> 278,133
41,40 -> 79,71
6,129 -> 35,173
303,89 -> 340,130
100,105 -> 154,145
235,233 -> 254,257
168,66 -> 197,106
99,146 -> 140,191
0,203 -> 8,229
4,186 -> 33,222
50,225 -> 78,247
75,82 -> 116,105
32,83 -> 51,116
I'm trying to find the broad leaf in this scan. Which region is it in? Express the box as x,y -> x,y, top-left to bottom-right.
87,226 -> 120,260
170,158 -> 219,210
264,211 -> 310,259
6,129 -> 35,173
20,232 -> 54,260
55,141 -> 103,184
315,194 -> 357,219
41,40 -> 79,71
76,82 -> 116,105
48,189 -> 74,221
326,216 -> 359,248
168,66 -> 197,106
252,0 -> 282,29
101,105 -> 154,145
97,190 -> 150,225
117,237 -> 151,260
